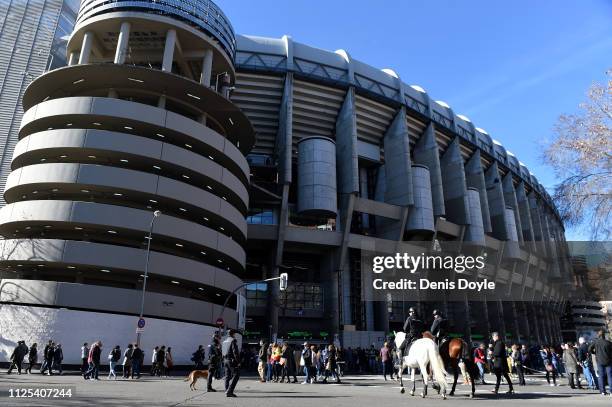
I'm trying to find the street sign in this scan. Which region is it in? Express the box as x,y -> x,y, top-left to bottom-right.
216,317 -> 224,327
137,317 -> 146,329
136,327 -> 144,334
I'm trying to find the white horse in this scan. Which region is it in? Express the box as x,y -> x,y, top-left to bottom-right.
394,332 -> 448,399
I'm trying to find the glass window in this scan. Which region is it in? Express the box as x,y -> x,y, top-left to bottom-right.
280,283 -> 323,310
246,282 -> 267,307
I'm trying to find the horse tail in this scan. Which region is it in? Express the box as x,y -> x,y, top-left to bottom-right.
426,341 -> 447,392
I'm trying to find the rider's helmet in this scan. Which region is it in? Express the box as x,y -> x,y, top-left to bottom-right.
408,307 -> 416,315
432,309 -> 441,317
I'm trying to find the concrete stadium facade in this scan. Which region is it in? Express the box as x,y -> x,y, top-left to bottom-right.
0,0 -> 574,362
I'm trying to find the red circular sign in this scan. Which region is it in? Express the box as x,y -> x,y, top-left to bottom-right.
216,317 -> 224,326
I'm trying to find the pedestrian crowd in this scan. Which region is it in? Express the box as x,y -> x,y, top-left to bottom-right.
5,329 -> 612,397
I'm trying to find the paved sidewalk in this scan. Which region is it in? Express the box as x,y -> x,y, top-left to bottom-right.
0,372 -> 608,406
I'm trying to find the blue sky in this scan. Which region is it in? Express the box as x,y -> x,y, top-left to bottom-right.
217,0 -> 612,239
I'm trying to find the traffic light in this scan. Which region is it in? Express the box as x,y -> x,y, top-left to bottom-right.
279,272 -> 288,291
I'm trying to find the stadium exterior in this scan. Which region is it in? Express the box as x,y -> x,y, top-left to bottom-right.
0,0 -> 574,363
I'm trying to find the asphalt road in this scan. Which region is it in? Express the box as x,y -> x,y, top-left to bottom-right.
0,371 -> 609,406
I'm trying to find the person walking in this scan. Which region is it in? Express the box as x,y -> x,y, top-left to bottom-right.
562,342 -> 582,389
257,340 -> 267,382
80,343 -> 89,374
280,343 -> 297,383
266,344 -> 274,382
52,344 -> 63,375
192,345 -> 205,370
380,342 -> 392,381
7,341 -> 28,374
165,347 -> 173,377
155,346 -> 166,377
122,344 -> 133,378
150,346 -> 159,376
131,344 -> 143,379
84,341 -> 102,380
108,345 -> 121,380
491,332 -> 514,395
589,329 -> 612,396
207,336 -> 222,392
540,345 -> 558,386
511,344 -> 525,386
222,329 -> 241,397
474,343 -> 487,384
41,341 -> 55,375
322,344 -> 341,384
301,342 -> 313,384
578,337 -> 598,390
26,343 -> 37,374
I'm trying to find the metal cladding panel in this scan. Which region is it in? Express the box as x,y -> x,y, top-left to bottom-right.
485,162 -> 509,241
465,150 -> 492,233
504,207 -> 521,259
502,173 -> 524,244
440,138 -> 470,225
382,107 -> 413,207
464,188 -> 485,245
413,123 -> 445,217
516,182 -> 535,243
297,136 -> 337,217
335,89 -> 359,194
406,164 -> 435,233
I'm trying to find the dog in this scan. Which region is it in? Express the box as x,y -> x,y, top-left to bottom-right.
184,369 -> 209,391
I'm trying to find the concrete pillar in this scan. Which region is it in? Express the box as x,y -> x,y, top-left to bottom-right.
78,31 -> 94,65
157,95 -> 166,109
200,48 -> 214,87
68,51 -> 78,66
162,29 -> 176,72
114,21 -> 131,64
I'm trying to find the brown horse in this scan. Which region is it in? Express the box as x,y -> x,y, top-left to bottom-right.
423,332 -> 477,398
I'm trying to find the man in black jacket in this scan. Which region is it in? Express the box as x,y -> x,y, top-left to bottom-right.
400,307 -> 424,357
207,337 -> 222,392
491,332 -> 514,395
222,329 -> 241,397
430,309 -> 449,345
7,341 -> 28,374
589,330 -> 612,395
131,344 -> 143,379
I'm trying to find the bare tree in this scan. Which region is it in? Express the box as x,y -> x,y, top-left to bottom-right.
543,70 -> 611,240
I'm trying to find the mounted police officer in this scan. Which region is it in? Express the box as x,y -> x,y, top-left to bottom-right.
399,307 -> 424,358
222,329 -> 241,397
430,309 -> 449,346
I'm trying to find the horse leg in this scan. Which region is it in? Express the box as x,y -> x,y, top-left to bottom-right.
421,371 -> 428,398
399,363 -> 405,394
450,368 -> 458,396
470,370 -> 475,398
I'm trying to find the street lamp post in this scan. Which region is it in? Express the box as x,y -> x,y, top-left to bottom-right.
136,210 -> 162,347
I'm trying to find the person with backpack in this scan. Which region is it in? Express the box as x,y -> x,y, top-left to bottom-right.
108,345 -> 121,380
222,329 -> 241,397
192,345 -> 205,370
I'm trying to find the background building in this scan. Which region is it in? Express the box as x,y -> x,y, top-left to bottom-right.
0,0 -> 253,364
0,0 -> 80,207
1,0 -> 576,363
